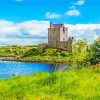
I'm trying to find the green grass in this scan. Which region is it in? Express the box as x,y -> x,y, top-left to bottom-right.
0,66 -> 100,100
0,45 -> 38,57
22,48 -> 70,57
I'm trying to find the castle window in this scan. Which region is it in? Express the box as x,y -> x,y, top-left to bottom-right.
63,38 -> 65,41
63,28 -> 66,31
63,29 -> 66,34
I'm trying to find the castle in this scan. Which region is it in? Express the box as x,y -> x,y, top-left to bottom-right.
40,22 -> 75,52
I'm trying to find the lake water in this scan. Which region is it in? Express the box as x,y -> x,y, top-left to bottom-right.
0,61 -> 69,78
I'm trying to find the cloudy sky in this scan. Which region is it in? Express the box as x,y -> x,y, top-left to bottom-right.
0,0 -> 100,45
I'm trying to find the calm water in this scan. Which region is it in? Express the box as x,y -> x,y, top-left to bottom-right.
0,61 -> 69,78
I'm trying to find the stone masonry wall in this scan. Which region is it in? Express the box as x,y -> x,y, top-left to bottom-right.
48,28 -> 60,48
60,27 -> 68,42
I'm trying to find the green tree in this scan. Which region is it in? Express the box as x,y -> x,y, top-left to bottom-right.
89,39 -> 100,64
71,38 -> 89,67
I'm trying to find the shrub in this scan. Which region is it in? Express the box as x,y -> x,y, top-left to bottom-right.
89,40 -> 100,64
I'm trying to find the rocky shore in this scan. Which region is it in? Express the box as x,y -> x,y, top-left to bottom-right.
4,57 -> 70,64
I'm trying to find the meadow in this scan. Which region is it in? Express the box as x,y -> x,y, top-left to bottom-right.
0,65 -> 100,100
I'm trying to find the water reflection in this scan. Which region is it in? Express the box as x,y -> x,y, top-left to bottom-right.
50,64 -> 69,72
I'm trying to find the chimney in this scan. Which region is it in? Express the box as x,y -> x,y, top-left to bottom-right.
50,22 -> 53,28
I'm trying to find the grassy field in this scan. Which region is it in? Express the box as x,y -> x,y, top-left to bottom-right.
0,45 -> 38,57
0,66 -> 100,100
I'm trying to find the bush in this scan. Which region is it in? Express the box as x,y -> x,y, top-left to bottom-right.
89,40 -> 100,64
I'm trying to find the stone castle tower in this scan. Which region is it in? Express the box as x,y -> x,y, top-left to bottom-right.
39,22 -> 75,52
48,22 -> 74,52
48,22 -> 68,48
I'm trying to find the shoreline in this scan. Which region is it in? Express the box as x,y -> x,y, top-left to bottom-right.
4,57 -> 71,64
1,56 -> 100,66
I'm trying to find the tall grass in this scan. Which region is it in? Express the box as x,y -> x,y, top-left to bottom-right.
0,67 -> 100,100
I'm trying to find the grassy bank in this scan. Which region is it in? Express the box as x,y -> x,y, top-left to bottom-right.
3,47 -> 72,64
0,66 -> 100,100
0,45 -> 38,57
0,45 -> 89,65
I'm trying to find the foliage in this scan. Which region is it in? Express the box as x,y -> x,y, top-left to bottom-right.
0,67 -> 100,100
23,48 -> 70,58
71,38 -> 90,67
22,48 -> 40,57
72,38 -> 87,53
0,45 -> 38,57
89,40 -> 100,64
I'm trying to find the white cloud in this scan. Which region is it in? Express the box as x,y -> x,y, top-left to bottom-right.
0,20 -> 100,45
65,9 -> 80,16
66,24 -> 100,42
68,0 -> 85,17
0,20 -> 14,28
0,20 -> 49,45
0,38 -> 47,45
45,12 -> 61,19
74,0 -> 85,5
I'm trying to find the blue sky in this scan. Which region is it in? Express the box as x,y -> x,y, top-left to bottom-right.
0,0 -> 100,24
0,0 -> 100,45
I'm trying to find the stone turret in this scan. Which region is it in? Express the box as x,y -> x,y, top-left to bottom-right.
40,22 -> 75,52
48,22 -> 68,48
